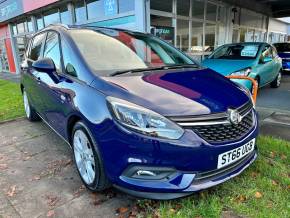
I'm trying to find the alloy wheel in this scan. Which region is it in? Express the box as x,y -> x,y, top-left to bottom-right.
23,91 -> 31,118
73,129 -> 96,185
277,72 -> 282,87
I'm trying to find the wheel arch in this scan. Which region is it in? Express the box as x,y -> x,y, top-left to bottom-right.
67,114 -> 82,144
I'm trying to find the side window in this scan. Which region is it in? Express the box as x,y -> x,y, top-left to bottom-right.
29,33 -> 46,61
62,40 -> 78,77
272,46 -> 278,57
260,45 -> 272,62
43,32 -> 62,72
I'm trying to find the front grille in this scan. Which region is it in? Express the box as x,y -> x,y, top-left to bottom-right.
191,111 -> 254,144
169,101 -> 255,144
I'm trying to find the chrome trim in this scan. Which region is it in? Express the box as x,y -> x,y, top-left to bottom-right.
177,109 -> 253,127
37,113 -> 71,148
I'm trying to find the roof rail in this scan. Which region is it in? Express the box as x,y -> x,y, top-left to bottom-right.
44,23 -> 70,29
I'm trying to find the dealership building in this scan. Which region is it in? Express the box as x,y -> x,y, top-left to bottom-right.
0,0 -> 289,74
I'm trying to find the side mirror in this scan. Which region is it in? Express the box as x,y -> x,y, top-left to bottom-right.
32,58 -> 56,74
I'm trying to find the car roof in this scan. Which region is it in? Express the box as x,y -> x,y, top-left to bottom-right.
39,23 -> 148,36
221,42 -> 268,47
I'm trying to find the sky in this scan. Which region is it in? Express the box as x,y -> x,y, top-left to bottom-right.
278,17 -> 290,23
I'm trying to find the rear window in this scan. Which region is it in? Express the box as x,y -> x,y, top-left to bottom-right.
210,44 -> 260,60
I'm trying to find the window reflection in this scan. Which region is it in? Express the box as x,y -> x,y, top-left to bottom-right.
60,6 -> 70,24
118,0 -> 135,13
75,1 -> 86,23
87,0 -> 103,20
37,16 -> 44,30
44,9 -> 60,26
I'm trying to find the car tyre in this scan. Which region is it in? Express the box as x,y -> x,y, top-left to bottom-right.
23,89 -> 40,121
270,71 -> 282,88
72,121 -> 111,191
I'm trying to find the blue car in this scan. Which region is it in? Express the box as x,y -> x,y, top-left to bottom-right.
273,42 -> 290,71
202,42 -> 282,90
21,24 -> 258,199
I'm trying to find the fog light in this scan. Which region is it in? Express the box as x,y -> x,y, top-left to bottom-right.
122,165 -> 177,180
136,170 -> 157,177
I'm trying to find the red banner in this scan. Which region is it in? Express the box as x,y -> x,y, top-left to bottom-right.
23,0 -> 59,13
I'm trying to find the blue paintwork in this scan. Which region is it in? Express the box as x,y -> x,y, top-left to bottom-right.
21,25 -> 258,199
277,52 -> 290,71
202,42 -> 282,89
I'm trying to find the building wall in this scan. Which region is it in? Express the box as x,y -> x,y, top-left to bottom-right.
0,0 -> 289,74
0,25 -> 16,73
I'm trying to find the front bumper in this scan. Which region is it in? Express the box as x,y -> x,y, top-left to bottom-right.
115,150 -> 257,199
94,111 -> 259,199
231,78 -> 253,90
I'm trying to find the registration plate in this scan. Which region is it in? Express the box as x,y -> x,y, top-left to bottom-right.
217,139 -> 255,169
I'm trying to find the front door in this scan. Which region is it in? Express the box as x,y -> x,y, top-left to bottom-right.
258,45 -> 274,86
36,31 -> 70,136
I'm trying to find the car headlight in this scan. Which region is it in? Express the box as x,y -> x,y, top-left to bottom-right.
107,97 -> 184,140
231,68 -> 251,76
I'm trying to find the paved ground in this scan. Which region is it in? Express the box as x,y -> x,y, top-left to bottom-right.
0,72 -> 20,83
0,119 -> 133,218
257,73 -> 290,112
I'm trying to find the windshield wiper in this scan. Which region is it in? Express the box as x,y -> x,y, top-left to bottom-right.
110,64 -> 198,77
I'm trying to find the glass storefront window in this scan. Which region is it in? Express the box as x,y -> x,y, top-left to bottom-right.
16,36 -> 30,62
44,9 -> 60,26
0,39 -> 9,72
151,15 -> 172,26
27,19 -> 33,32
206,3 -> 217,21
17,22 -> 25,34
176,19 -> 189,52
190,21 -> 203,52
232,28 -> 239,43
240,28 -> 246,42
12,25 -> 17,35
177,0 -> 190,16
119,0 -> 135,13
151,15 -> 174,44
205,23 -> 215,51
245,29 -> 255,42
75,1 -> 86,23
87,0 -> 104,20
60,6 -> 70,24
37,16 -> 44,30
192,0 -> 204,20
151,0 -> 173,13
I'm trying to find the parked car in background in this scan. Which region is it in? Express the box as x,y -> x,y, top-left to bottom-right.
273,42 -> 290,71
202,42 -> 282,90
21,25 -> 258,199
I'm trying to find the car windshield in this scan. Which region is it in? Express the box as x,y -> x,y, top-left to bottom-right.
274,43 -> 290,53
69,29 -> 195,76
209,44 -> 260,60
